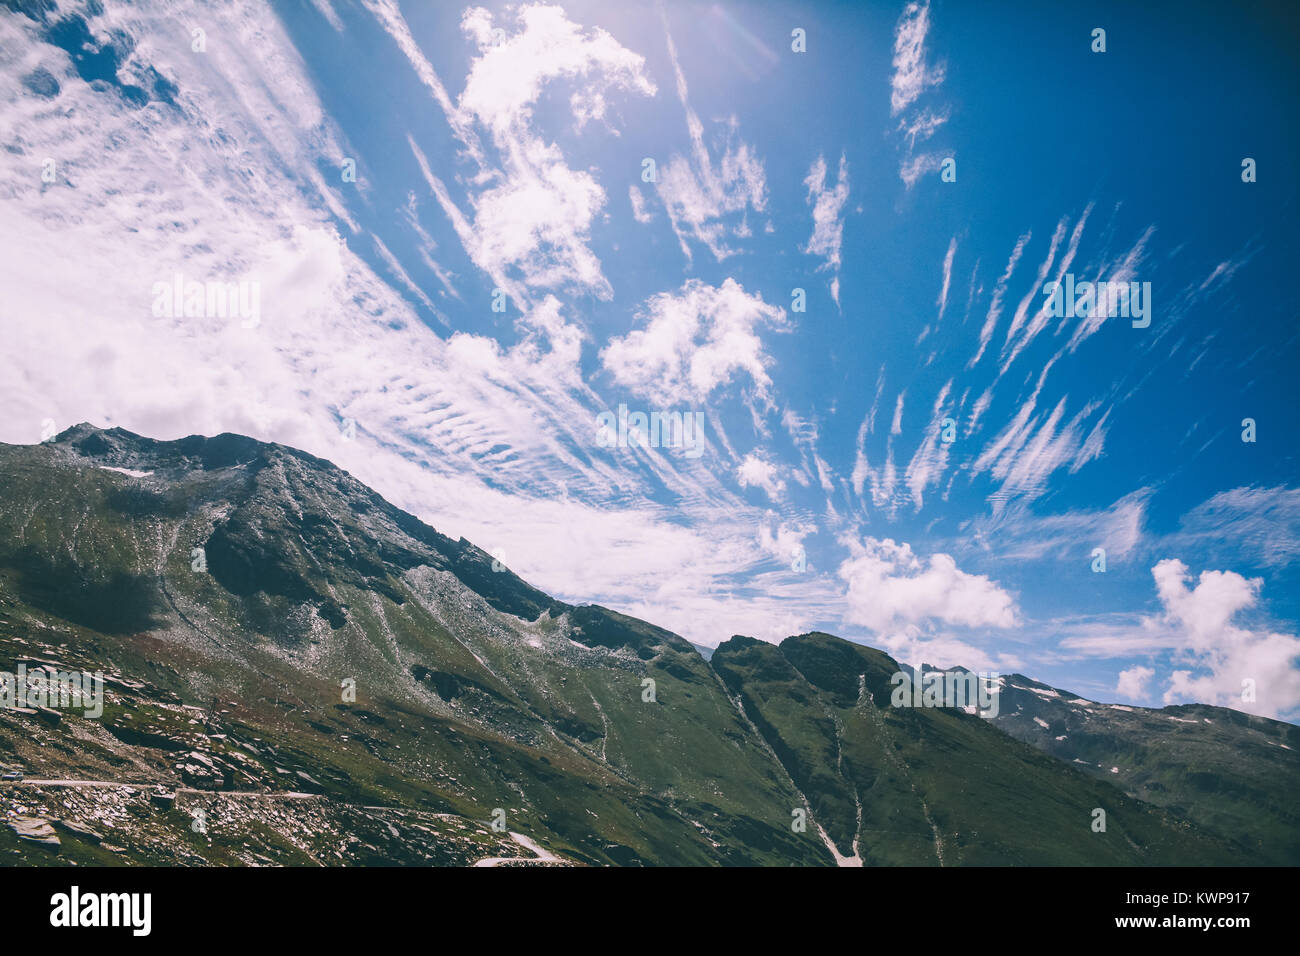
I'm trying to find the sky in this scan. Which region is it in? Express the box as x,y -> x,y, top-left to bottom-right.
1,0 -> 1298,719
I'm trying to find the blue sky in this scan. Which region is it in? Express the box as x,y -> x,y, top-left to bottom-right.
2,0 -> 1298,719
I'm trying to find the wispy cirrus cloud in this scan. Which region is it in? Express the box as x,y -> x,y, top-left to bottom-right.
889,1 -> 949,188
971,396 -> 1109,510
971,231 -> 1030,367
960,489 -> 1151,564
1167,486 -> 1300,569
650,11 -> 768,262
889,0 -> 945,114
937,236 -> 957,319
802,152 -> 850,307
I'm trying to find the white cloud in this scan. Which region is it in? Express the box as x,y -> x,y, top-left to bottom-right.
971,231 -> 1030,367
802,152 -> 850,306
628,184 -> 654,223
889,2 -> 948,188
960,489 -> 1150,564
838,536 -> 1018,635
898,151 -> 945,189
971,396 -> 1108,508
902,381 -> 953,511
900,106 -> 949,150
376,1 -> 656,302
1116,665 -> 1154,699
757,513 -> 815,565
600,279 -> 788,405
1170,485 -> 1300,568
309,0 -> 345,32
736,452 -> 786,502
937,236 -> 957,318
889,1 -> 945,115
1063,225 -> 1155,355
1148,558 -> 1300,719
653,16 -> 767,262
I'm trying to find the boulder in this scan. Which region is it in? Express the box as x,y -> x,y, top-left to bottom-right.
9,816 -> 60,849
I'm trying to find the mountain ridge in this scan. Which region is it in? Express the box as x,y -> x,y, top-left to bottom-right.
0,424 -> 1289,865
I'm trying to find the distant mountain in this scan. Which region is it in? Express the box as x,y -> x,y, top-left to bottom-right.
987,673 -> 1300,864
0,425 -> 1286,865
711,635 -> 1237,865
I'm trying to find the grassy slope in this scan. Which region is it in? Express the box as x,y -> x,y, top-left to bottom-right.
714,633 -> 1242,865
990,675 -> 1300,864
0,431 -> 825,866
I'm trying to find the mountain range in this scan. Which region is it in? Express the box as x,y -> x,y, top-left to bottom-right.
0,425 -> 1292,866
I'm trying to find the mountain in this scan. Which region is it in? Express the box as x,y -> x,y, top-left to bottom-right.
0,425 -> 1285,865
711,635 -> 1239,865
988,674 -> 1300,864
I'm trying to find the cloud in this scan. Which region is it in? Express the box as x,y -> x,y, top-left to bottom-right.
1062,225 -> 1154,355
802,153 -> 850,306
902,380 -> 953,510
1147,559 -> 1300,718
757,513 -> 815,565
889,1 -> 945,115
377,1 -> 656,302
960,489 -> 1150,564
736,452 -> 786,501
652,14 -> 768,262
600,279 -> 788,405
971,396 -> 1109,509
1169,485 -> 1300,569
937,236 -> 957,318
995,206 -> 1105,378
838,536 -> 1018,635
898,151 -> 945,189
971,231 -> 1030,367
628,184 -> 654,223
889,2 -> 948,188
1116,665 -> 1155,699
457,5 -> 654,137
